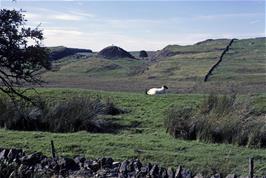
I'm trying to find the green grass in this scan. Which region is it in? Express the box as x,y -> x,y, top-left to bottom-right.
44,57 -> 147,79
0,88 -> 266,176
210,37 -> 266,83
42,38 -> 266,94
161,39 -> 230,53
143,51 -> 222,81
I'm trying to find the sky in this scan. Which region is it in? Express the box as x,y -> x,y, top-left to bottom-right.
0,0 -> 265,51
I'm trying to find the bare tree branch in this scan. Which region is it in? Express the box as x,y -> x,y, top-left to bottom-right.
0,9 -> 50,103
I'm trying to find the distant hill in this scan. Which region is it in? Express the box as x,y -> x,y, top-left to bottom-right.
48,46 -> 93,60
42,37 -> 266,94
151,39 -> 230,59
98,46 -> 135,59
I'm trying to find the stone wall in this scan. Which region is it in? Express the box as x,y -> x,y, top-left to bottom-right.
0,148 -> 260,178
204,39 -> 237,82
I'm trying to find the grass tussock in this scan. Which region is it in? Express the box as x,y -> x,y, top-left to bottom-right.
0,96 -> 124,133
165,94 -> 266,148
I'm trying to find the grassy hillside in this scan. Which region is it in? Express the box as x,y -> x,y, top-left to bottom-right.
52,58 -> 147,78
209,38 -> 266,83
0,88 -> 266,176
140,51 -> 218,84
42,57 -> 151,91
41,38 -> 266,93
155,39 -> 230,56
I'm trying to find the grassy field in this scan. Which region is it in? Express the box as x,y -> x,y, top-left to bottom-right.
0,88 -> 266,176
41,37 -> 266,94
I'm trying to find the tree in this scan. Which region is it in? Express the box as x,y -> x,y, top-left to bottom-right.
139,50 -> 148,60
0,9 -> 50,101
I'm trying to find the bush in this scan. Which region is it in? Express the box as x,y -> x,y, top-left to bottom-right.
164,107 -> 196,140
165,94 -> 266,148
0,97 -> 123,133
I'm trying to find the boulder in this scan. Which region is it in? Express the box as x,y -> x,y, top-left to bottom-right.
194,173 -> 204,178
160,167 -> 168,178
149,164 -> 160,178
211,173 -> 221,178
226,174 -> 237,178
74,155 -> 86,164
44,157 -> 59,170
20,152 -> 45,166
98,157 -> 113,168
127,159 -> 135,172
119,160 -> 129,173
0,149 -> 9,160
57,157 -> 79,171
181,169 -> 192,178
71,168 -> 93,177
133,159 -> 142,172
17,164 -> 32,177
167,167 -> 175,178
8,170 -> 18,178
7,148 -> 23,161
96,169 -> 108,177
175,165 -> 182,178
147,162 -> 153,171
89,161 -> 100,172
112,161 -> 121,169
136,166 -> 149,178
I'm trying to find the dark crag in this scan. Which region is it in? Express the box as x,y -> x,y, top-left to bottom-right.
98,46 -> 136,59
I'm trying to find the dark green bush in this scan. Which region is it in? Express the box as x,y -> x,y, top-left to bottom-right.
0,97 -> 123,133
164,107 -> 196,140
165,94 -> 266,148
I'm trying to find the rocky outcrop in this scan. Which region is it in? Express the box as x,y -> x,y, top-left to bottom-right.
98,46 -> 135,59
49,46 -> 93,60
0,148 -> 259,178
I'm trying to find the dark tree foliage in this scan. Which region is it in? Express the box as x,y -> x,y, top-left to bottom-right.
139,50 -> 148,59
0,9 -> 50,101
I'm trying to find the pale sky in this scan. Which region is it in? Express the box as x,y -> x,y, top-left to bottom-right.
1,0 -> 265,51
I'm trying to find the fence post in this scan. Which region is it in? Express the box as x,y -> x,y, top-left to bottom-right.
51,140 -> 56,158
249,157 -> 254,178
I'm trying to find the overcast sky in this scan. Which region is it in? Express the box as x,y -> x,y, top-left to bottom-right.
1,0 -> 265,51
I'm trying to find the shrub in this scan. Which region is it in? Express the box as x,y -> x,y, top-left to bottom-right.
139,50 -> 148,59
0,97 -> 123,133
164,107 -> 196,140
165,94 -> 266,148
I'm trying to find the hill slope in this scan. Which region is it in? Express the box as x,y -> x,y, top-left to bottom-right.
42,37 -> 266,93
98,46 -> 135,59
152,39 -> 230,59
48,46 -> 93,60
208,37 -> 266,83
144,39 -> 231,81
